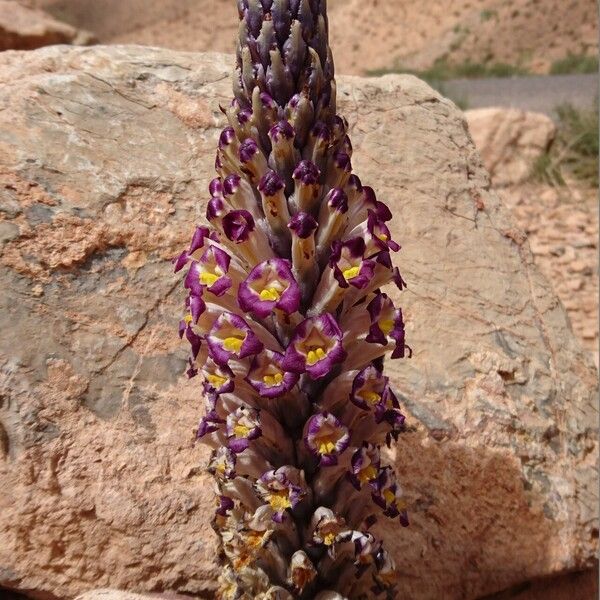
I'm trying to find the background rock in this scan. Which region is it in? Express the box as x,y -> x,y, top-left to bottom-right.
465,108 -> 556,186
0,46 -> 596,600
18,0 -> 599,76
499,183 -> 598,368
0,0 -> 95,50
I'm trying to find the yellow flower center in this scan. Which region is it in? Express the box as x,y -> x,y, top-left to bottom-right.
199,271 -> 220,286
263,372 -> 284,386
317,438 -> 337,455
206,374 -> 228,388
379,318 -> 395,335
269,490 -> 292,511
233,423 -> 251,438
306,347 -> 326,365
323,532 -> 337,546
383,489 -> 396,504
359,390 -> 381,405
377,233 -> 389,241
342,266 -> 360,281
183,314 -> 193,324
223,336 -> 244,352
259,287 -> 281,302
358,465 -> 378,484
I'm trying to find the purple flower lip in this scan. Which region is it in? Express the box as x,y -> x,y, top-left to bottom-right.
203,360 -> 235,395
223,174 -> 241,196
226,406 -> 262,454
218,127 -> 236,149
209,177 -> 224,197
371,467 -> 408,520
260,92 -> 276,109
349,443 -> 381,490
327,188 -> 348,213
304,412 -> 350,466
197,410 -> 225,439
206,196 -> 226,221
183,245 -> 232,298
256,467 -> 306,522
237,108 -> 252,124
239,138 -> 260,163
246,349 -> 299,399
269,120 -> 295,142
215,495 -> 234,517
366,293 -> 408,359
222,210 -> 255,242
207,312 -> 264,366
347,173 -> 363,193
173,226 -> 214,273
238,259 -> 301,318
282,314 -> 347,380
350,364 -> 390,411
258,170 -> 285,197
208,447 -> 237,481
311,121 -> 331,141
288,212 -> 318,239
330,238 -> 376,290
367,211 -> 400,253
293,160 -> 320,185
333,151 -> 352,172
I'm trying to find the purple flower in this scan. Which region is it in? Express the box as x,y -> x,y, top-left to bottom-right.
226,406 -> 262,453
350,364 -> 390,411
222,209 -> 255,243
208,447 -> 237,481
282,314 -> 347,379
207,312 -> 264,366
245,349 -> 299,399
288,212 -> 318,239
216,495 -> 235,517
304,412 -> 350,466
255,467 -> 306,522
366,210 -> 400,253
311,507 -> 347,550
202,360 -> 236,395
197,410 -> 225,439
173,226 -> 216,273
238,259 -> 300,318
366,292 -> 408,358
371,466 -> 408,522
349,443 -> 381,490
329,238 -> 376,290
184,245 -> 232,297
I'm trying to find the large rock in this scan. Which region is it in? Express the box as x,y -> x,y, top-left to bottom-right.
0,0 -> 96,50
0,46 -> 596,600
465,108 -> 556,186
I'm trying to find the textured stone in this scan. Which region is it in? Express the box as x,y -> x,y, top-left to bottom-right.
499,183 -> 599,369
0,1 -> 96,50
0,46 -> 596,600
465,108 -> 556,186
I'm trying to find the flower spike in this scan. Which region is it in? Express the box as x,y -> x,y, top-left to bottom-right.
176,1 -> 411,596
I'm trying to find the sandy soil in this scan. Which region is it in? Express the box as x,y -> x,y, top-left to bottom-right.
19,0 -> 599,76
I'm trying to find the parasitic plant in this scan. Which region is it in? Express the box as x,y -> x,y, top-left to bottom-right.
175,1 -> 411,598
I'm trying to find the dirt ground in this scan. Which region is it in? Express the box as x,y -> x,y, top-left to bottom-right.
19,0 -> 599,76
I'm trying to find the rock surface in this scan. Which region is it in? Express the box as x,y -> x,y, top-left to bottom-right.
0,0 -> 95,50
0,46 -> 596,600
500,183 -> 599,369
465,108 -> 556,186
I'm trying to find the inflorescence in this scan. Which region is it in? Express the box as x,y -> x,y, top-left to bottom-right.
175,1 -> 411,598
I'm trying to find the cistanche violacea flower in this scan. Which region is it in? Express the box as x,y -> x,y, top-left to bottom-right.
176,1 -> 412,597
